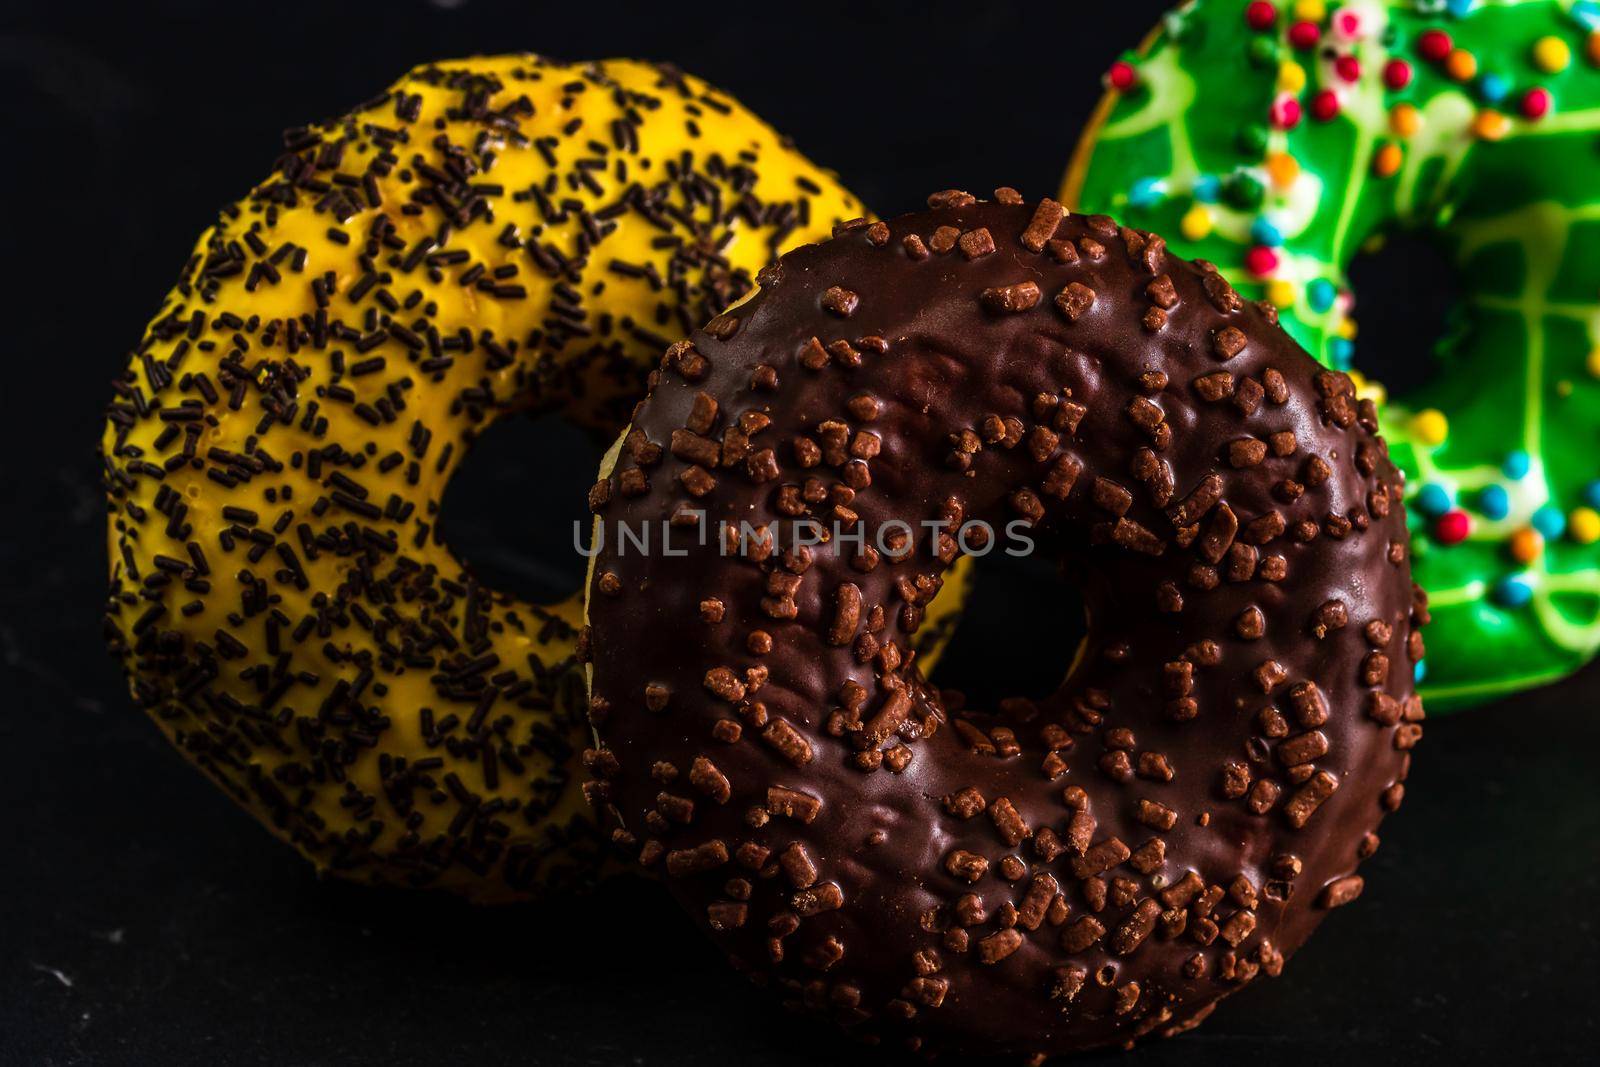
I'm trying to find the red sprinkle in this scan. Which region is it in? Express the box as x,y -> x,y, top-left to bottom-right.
1289,20 -> 1320,49
1435,510 -> 1471,545
1311,89 -> 1341,121
1245,1 -> 1278,31
1245,245 -> 1280,277
1334,54 -> 1361,82
1107,61 -> 1138,90
1521,86 -> 1552,120
1383,58 -> 1413,90
1271,96 -> 1303,129
1418,29 -> 1452,63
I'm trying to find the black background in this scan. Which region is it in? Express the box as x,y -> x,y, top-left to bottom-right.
3,1 -> 1597,1064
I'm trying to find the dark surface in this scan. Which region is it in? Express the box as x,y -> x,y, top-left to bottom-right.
1,1 -> 1596,1064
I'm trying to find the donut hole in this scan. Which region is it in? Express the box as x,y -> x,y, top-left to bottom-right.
436,411 -> 606,605
1344,230 -> 1459,399
921,549 -> 1089,708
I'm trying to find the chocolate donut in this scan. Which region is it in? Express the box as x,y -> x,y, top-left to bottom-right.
582,192 -> 1425,1056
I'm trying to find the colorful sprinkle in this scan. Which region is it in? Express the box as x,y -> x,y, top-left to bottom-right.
1532,35 -> 1572,73
1475,71 -> 1510,104
1569,507 -> 1600,544
1245,1 -> 1278,31
1250,217 -> 1284,246
1471,109 -> 1509,140
1411,408 -> 1449,446
1416,482 -> 1454,517
1265,151 -> 1301,188
1328,336 -> 1354,368
1245,245 -> 1280,276
1445,0 -> 1475,17
1590,31 -> 1600,67
1414,659 -> 1427,684
1532,505 -> 1567,540
1311,89 -> 1341,121
1266,279 -> 1297,308
1435,509 -> 1472,544
1521,86 -> 1553,120
1446,48 -> 1479,81
1503,451 -> 1532,479
1192,174 -> 1221,203
1383,58 -> 1413,90
1290,20 -> 1321,50
1418,29 -> 1453,64
1293,0 -> 1326,19
1334,54 -> 1361,82
1128,177 -> 1164,208
1180,204 -> 1214,241
1586,345 -> 1600,378
1373,142 -> 1403,178
1509,527 -> 1544,563
1390,102 -> 1422,137
1572,1 -> 1600,32
1307,278 -> 1337,312
1270,95 -> 1303,130
1492,574 -> 1534,608
1479,484 -> 1511,520
1108,61 -> 1138,90
1279,60 -> 1308,94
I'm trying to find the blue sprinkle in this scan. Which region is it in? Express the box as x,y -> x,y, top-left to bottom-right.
1129,177 -> 1164,209
1476,72 -> 1510,104
1503,451 -> 1532,480
1446,0 -> 1476,17
1479,484 -> 1511,520
1492,575 -> 1533,608
1413,659 -> 1426,684
1307,279 -> 1337,313
1192,175 -> 1221,203
1416,483 -> 1453,517
1250,217 -> 1283,247
1585,479 -> 1600,508
1532,504 -> 1567,539
1571,1 -> 1600,32
1328,337 -> 1354,369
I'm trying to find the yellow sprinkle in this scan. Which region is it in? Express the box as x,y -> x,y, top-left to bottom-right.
1472,110 -> 1509,141
1293,0 -> 1326,20
1509,527 -> 1544,564
1570,507 -> 1600,545
1337,318 -> 1358,340
1278,60 -> 1307,94
1411,408 -> 1449,446
1586,345 -> 1600,378
1180,205 -> 1213,242
1389,103 -> 1421,138
1267,279 -> 1297,308
1532,35 -> 1571,74
1589,31 -> 1600,67
1372,142 -> 1403,178
1446,49 -> 1478,81
1265,151 -> 1300,189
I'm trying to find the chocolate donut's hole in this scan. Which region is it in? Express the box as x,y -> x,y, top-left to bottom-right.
921,549 -> 1089,709
437,411 -> 605,605
1345,229 -> 1458,399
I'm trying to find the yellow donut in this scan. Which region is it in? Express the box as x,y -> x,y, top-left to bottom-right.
102,54 -> 867,901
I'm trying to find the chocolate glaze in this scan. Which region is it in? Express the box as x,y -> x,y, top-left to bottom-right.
583,196 -> 1424,1057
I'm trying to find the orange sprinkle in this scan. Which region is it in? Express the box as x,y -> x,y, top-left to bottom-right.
1372,142 -> 1403,178
1445,48 -> 1478,81
1472,110 -> 1508,141
1509,527 -> 1544,564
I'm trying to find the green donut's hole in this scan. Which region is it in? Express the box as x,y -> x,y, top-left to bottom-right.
1345,230 -> 1459,400
439,411 -> 605,606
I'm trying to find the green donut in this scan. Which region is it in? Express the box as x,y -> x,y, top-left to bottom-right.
1065,0 -> 1600,711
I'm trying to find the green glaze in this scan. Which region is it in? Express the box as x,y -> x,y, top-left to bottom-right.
1067,0 -> 1600,711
